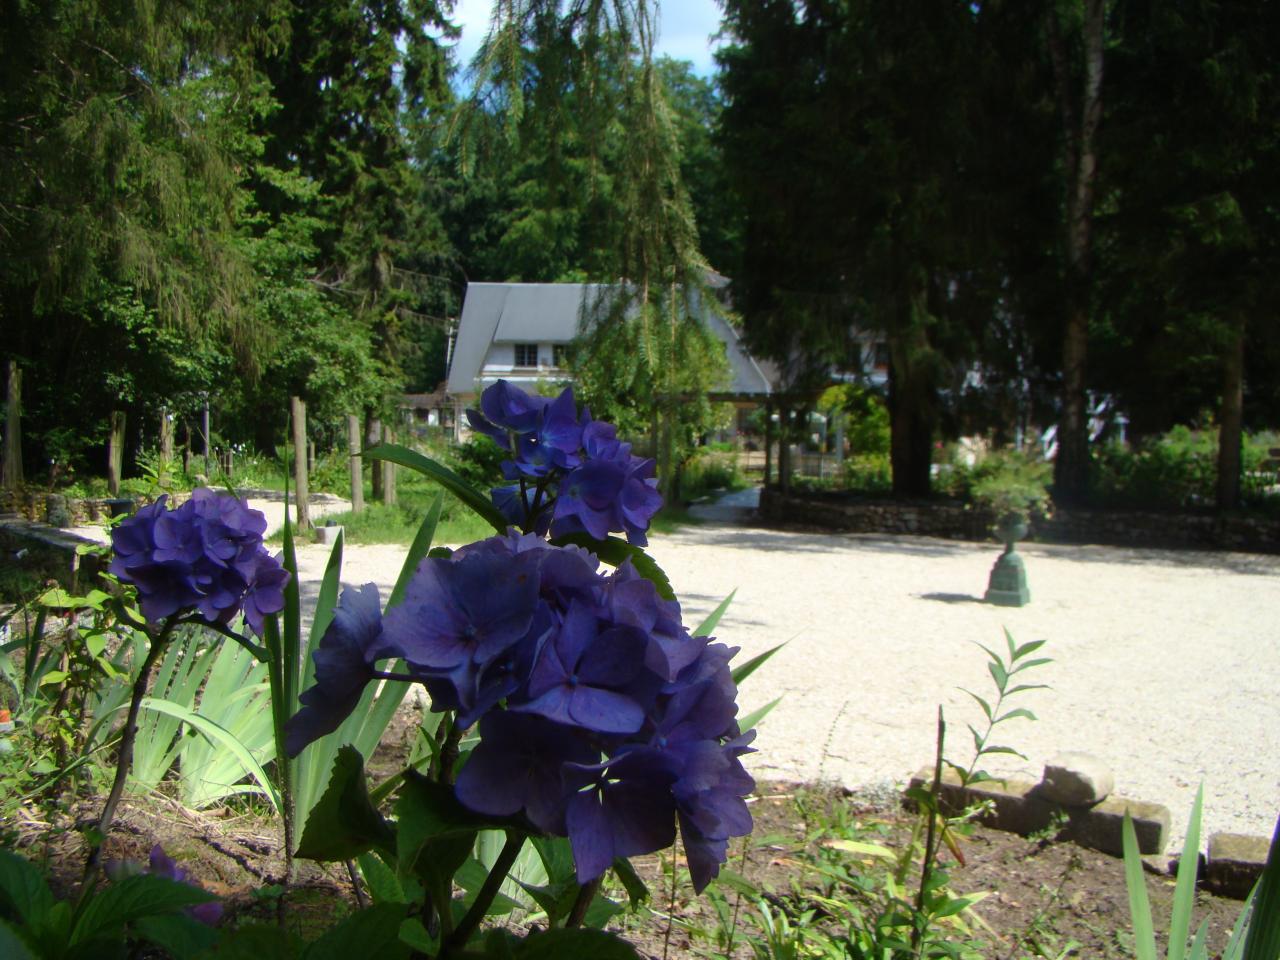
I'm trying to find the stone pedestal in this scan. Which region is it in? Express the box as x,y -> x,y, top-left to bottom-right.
985,545 -> 1030,606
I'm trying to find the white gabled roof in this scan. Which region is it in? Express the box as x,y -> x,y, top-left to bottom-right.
446,281 -> 773,399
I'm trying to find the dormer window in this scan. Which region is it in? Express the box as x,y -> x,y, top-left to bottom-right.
514,343 -> 538,368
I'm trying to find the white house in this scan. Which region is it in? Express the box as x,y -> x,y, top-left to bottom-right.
443,281 -> 775,413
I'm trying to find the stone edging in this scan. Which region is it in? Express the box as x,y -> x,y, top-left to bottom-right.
905,766 -> 1270,899
761,488 -> 1280,554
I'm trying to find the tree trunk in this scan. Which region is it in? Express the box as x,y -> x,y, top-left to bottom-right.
290,396 -> 310,531
887,324 -> 934,499
367,414 -> 384,501
347,414 -> 364,514
107,411 -> 126,496
1216,323 -> 1245,512
778,404 -> 792,495
3,360 -> 22,491
1048,0 -> 1105,505
381,423 -> 396,506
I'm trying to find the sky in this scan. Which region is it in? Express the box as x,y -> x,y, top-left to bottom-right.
447,0 -> 727,77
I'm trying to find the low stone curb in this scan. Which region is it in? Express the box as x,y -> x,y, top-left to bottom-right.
905,767 -> 1272,898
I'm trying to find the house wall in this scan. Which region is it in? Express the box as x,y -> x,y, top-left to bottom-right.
480,342 -> 568,383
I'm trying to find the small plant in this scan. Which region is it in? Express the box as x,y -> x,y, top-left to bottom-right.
969,452 -> 1051,524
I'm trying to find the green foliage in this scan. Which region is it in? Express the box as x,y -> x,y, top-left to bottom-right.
1092,427 -> 1277,511
680,449 -> 746,502
0,849 -> 218,960
1123,790 -> 1280,960
968,452 -> 1052,521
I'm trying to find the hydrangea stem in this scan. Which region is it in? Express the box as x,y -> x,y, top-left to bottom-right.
441,831 -> 524,955
82,616 -> 177,882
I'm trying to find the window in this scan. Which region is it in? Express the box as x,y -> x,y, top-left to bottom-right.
514,343 -> 538,368
553,344 -> 569,368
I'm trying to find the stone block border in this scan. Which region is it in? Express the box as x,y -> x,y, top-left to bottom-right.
761,488 -> 1280,554
905,767 -> 1271,898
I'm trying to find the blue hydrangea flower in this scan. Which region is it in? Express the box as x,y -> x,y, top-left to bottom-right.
286,583 -> 384,757
109,490 -> 287,631
146,844 -> 224,925
466,381 -> 662,545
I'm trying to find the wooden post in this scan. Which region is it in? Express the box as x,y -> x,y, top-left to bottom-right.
307,440 -> 316,475
368,415 -> 384,501
201,397 -> 211,477
347,414 -> 364,514
182,422 -> 191,474
763,401 -> 773,489
381,424 -> 397,506
107,411 -> 126,496
159,409 -> 174,463
290,396 -> 310,531
2,360 -> 22,491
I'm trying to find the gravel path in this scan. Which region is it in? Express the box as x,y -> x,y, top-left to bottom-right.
77,487 -> 1278,851
289,488 -> 1280,853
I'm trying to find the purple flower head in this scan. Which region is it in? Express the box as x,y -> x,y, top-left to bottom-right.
454,711 -> 599,834
147,844 -> 224,925
512,600 -> 651,734
549,459 -> 627,541
377,548 -> 544,719
467,380 -> 553,449
109,490 -> 287,630
286,583 -> 384,757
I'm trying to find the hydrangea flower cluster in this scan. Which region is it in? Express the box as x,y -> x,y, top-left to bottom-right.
467,381 -> 663,546
287,530 -> 754,892
109,489 -> 289,632
106,844 -> 224,925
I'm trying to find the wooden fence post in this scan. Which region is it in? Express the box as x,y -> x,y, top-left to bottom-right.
290,396 -> 310,531
159,409 -> 174,463
368,415 -> 384,501
107,411 -> 126,496
381,424 -> 396,506
347,414 -> 364,514
3,360 -> 22,491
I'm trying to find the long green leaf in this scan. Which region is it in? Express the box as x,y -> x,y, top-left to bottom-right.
387,492 -> 443,611
1242,813 -> 1280,960
1123,813 -> 1158,960
737,696 -> 782,732
731,642 -> 786,686
303,529 -> 346,694
1168,784 -> 1204,960
139,697 -> 281,812
693,590 -> 736,638
364,443 -> 507,532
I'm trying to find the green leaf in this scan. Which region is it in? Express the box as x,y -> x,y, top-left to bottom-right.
987,659 -> 1008,690
202,923 -> 301,960
295,746 -> 394,862
730,642 -> 786,686
39,670 -> 69,685
395,774 -> 488,888
978,745 -> 1027,759
1003,683 -> 1051,696
0,920 -> 37,960
1009,656 -> 1053,674
511,928 -> 642,958
387,492 -> 443,611
365,444 -> 508,533
611,857 -> 649,908
1122,813 -> 1158,960
1242,812 -> 1280,960
994,707 -> 1037,724
139,697 -> 280,812
964,690 -> 993,721
0,850 -> 54,926
456,859 -> 523,915
1011,638 -> 1047,661
1168,784 -> 1204,960
71,875 -> 215,945
357,852 -> 405,905
303,903 -> 410,960
693,590 -> 736,637
737,696 -> 782,732
398,918 -> 437,955
550,534 -> 675,601
134,912 -> 220,959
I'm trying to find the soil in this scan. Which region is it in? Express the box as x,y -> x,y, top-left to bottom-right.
12,773 -> 1248,960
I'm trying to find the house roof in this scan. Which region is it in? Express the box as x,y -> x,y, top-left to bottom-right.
446,281 -> 774,399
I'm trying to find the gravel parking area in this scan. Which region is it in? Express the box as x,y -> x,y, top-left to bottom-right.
284,489 -> 1279,852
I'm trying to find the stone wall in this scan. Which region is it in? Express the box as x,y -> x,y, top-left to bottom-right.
0,519 -> 106,595
760,488 -> 1280,554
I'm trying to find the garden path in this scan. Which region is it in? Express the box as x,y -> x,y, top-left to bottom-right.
291,489 -> 1274,855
